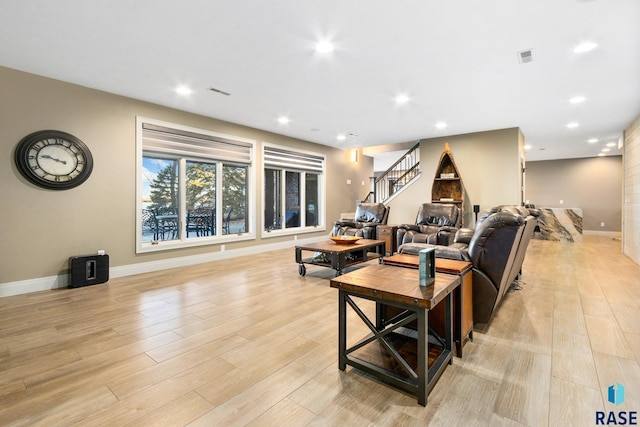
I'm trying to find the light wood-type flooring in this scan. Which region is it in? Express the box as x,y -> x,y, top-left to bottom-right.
1,235 -> 639,426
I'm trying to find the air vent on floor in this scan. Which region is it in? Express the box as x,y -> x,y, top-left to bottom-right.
208,87 -> 231,96
517,49 -> 534,64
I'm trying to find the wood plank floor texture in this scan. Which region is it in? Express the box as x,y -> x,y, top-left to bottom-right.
0,236 -> 638,426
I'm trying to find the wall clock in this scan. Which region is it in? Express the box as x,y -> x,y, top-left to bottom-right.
14,130 -> 93,190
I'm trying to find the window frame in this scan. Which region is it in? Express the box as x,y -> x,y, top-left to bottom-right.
261,142 -> 326,238
136,116 -> 256,253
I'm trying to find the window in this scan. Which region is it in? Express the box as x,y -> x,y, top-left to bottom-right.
263,144 -> 325,236
137,117 -> 255,252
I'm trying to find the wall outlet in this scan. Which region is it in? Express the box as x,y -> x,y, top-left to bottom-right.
346,179 -> 352,185
560,199 -> 564,205
221,244 -> 225,252
601,222 -> 605,227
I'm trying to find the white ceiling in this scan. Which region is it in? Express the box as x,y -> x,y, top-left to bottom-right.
2,0 -> 639,162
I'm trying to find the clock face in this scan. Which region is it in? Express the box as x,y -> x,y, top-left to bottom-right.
15,130 -> 93,190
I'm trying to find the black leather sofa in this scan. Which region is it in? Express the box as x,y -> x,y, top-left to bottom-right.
396,203 -> 462,249
333,202 -> 390,240
399,207 -> 535,325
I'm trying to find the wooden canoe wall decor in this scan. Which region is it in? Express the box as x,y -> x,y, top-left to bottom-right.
431,143 -> 466,224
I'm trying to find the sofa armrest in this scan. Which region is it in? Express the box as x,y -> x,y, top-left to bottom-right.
360,223 -> 378,239
334,220 -> 356,228
434,245 -> 471,261
453,227 -> 475,245
396,227 -> 408,247
434,226 -> 459,245
398,242 -> 470,261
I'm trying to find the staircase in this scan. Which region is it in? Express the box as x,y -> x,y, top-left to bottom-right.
364,142 -> 420,203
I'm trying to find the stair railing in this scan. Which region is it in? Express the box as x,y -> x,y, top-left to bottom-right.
371,142 -> 420,202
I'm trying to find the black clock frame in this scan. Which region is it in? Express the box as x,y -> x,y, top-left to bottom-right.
15,130 -> 94,190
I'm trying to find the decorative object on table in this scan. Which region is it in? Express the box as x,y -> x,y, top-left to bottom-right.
419,248 -> 435,286
14,130 -> 93,190
312,251 -> 331,263
330,235 -> 362,244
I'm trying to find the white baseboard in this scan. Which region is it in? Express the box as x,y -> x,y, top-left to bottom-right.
0,235 -> 326,298
583,230 -> 622,238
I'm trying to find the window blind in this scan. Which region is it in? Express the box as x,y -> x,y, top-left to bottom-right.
142,123 -> 252,164
263,146 -> 324,172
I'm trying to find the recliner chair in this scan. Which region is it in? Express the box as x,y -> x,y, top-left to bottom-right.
492,205 -> 539,294
399,210 -> 525,325
396,203 -> 462,249
333,202 -> 390,240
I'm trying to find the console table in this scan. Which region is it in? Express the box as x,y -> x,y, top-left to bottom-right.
330,264 -> 460,406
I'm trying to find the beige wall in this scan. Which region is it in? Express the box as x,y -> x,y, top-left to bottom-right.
624,116 -> 640,263
386,128 -> 523,227
525,156 -> 623,232
0,66 -> 372,287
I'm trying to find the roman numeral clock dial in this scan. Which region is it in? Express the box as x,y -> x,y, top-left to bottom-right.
15,130 -> 93,190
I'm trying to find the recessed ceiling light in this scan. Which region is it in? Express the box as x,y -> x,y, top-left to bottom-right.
566,122 -> 579,129
176,85 -> 192,95
524,145 -> 532,151
435,122 -> 448,129
315,41 -> 334,53
601,148 -> 611,153
606,142 -> 616,147
574,42 -> 597,53
277,116 -> 290,124
588,138 -> 599,143
569,96 -> 586,104
598,152 -> 606,157
394,94 -> 410,104
336,134 -> 346,141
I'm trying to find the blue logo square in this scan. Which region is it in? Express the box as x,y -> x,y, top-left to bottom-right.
608,383 -> 625,406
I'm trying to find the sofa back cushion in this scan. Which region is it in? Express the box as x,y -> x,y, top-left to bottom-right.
416,203 -> 461,227
355,202 -> 387,223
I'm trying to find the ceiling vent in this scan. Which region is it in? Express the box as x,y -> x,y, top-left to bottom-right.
517,49 -> 534,64
208,87 -> 231,96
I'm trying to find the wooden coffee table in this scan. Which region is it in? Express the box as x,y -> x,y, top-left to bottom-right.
330,264 -> 460,406
295,239 -> 386,276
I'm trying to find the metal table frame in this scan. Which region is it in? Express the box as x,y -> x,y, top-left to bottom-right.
336,287 -> 453,406
295,239 -> 386,276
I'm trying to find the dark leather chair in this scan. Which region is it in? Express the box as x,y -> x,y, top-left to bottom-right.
396,203 -> 462,248
492,205 -> 539,290
333,202 -> 389,240
399,210 -> 525,325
